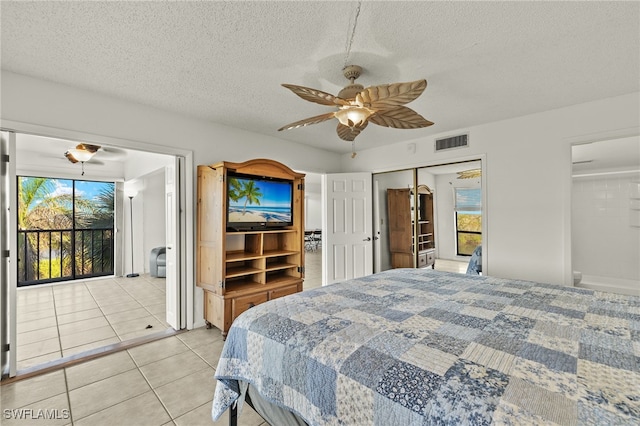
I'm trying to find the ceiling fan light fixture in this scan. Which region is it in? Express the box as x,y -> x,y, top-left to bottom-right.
335,106 -> 374,127
64,143 -> 100,175
66,148 -> 95,162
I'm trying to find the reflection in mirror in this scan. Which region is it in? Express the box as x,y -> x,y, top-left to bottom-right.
373,160 -> 482,275
373,169 -> 413,273
420,161 -> 482,275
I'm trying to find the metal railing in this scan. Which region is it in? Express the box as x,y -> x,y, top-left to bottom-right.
17,227 -> 114,286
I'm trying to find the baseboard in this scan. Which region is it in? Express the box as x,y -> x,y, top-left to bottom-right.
577,274 -> 640,296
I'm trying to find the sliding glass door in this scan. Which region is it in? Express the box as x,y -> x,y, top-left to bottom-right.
17,177 -> 115,286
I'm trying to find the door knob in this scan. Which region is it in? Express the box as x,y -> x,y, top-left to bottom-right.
363,237 -> 371,241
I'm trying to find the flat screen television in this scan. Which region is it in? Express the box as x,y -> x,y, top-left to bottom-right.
226,172 -> 294,231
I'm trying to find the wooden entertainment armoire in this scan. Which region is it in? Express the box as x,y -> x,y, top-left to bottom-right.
196,159 -> 305,337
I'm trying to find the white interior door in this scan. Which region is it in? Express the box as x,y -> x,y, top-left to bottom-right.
165,157 -> 185,329
322,172 -> 373,285
1,131 -> 17,378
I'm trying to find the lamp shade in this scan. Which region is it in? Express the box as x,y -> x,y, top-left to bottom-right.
124,188 -> 138,198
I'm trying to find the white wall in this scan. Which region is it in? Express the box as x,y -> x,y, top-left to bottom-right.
4,70 -> 638,306
121,154 -> 173,276
304,181 -> 322,231
141,169 -> 167,274
1,72 -> 342,174
2,71 -> 343,329
341,92 -> 640,286
572,172 -> 640,292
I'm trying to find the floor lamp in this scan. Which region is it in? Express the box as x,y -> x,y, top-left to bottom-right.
126,189 -> 139,278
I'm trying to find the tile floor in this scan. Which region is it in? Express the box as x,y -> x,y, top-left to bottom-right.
16,274 -> 170,372
16,251 -> 323,373
1,327 -> 266,425
3,252 -> 324,425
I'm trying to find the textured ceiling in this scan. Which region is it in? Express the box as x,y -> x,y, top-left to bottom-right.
1,1 -> 639,155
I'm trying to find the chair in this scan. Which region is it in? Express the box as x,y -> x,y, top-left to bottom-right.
150,247 -> 166,277
304,230 -> 321,252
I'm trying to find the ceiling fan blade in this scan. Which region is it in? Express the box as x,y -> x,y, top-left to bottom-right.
278,112 -> 336,131
281,84 -> 350,106
368,106 -> 434,129
457,169 -> 481,179
100,147 -> 127,159
336,121 -> 368,141
77,143 -> 101,153
356,80 -> 427,109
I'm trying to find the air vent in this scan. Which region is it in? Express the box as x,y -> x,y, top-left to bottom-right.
435,134 -> 468,151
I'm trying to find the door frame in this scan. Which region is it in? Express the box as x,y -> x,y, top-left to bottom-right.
1,131 -> 18,378
565,127 -> 640,290
1,120 -> 194,377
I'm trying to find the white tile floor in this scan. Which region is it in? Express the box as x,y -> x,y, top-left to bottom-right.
3,252 -> 325,425
1,327 -> 267,425
16,274 -> 169,372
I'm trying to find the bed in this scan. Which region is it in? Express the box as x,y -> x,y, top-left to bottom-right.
211,268 -> 639,425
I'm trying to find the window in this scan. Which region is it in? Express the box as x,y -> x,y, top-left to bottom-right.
454,188 -> 482,256
17,177 -> 115,286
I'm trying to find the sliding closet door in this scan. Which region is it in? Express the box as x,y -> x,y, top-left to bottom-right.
372,169 -> 414,273
1,131 -> 17,378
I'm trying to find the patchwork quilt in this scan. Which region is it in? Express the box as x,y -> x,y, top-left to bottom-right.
212,269 -> 640,425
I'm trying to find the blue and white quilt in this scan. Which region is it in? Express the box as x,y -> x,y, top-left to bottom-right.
212,269 -> 640,425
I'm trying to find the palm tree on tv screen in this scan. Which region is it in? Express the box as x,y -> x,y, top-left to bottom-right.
228,177 -> 243,203
239,180 -> 262,214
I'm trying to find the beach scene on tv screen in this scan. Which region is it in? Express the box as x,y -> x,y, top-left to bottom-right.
228,177 -> 292,223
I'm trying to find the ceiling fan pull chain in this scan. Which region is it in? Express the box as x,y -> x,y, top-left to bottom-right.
351,141 -> 357,158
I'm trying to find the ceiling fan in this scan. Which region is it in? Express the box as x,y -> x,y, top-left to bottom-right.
64,143 -> 101,164
278,65 -> 434,144
457,168 -> 482,179
64,143 -> 101,175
